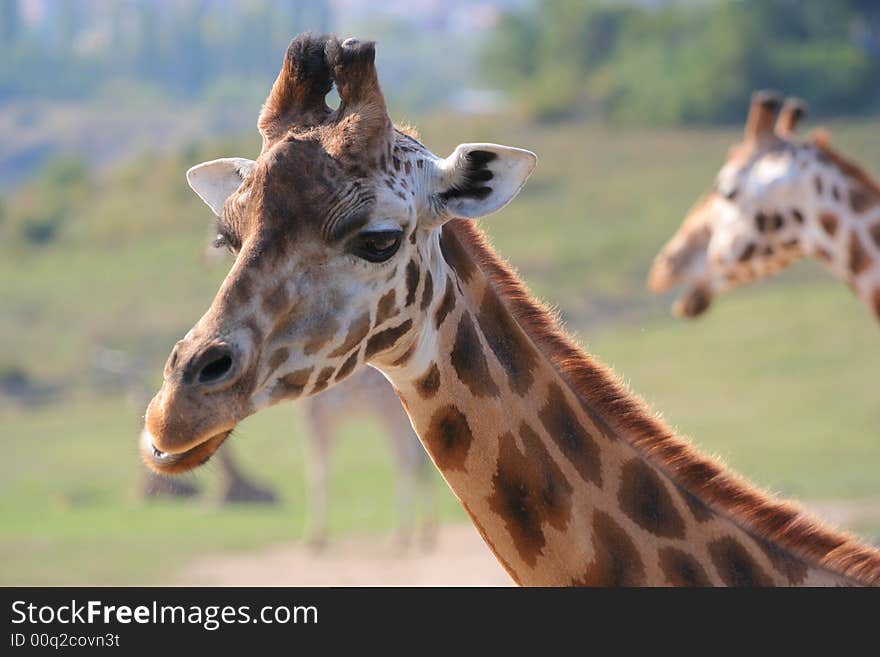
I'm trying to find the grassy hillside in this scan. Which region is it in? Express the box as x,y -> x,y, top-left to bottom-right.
2,114 -> 879,584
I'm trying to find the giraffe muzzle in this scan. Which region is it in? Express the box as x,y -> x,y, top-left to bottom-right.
142,336 -> 253,468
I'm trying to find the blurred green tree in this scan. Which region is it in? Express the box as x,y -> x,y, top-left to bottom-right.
483,0 -> 880,125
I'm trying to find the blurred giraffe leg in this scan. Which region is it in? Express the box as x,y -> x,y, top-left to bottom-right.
415,445 -> 438,552
387,416 -> 416,551
304,401 -> 332,551
217,447 -> 278,504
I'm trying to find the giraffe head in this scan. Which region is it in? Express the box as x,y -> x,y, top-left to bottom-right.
141,34 -> 536,473
648,91 -> 814,317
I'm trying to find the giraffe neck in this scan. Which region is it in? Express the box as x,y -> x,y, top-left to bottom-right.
797,146 -> 880,322
376,221 -> 879,586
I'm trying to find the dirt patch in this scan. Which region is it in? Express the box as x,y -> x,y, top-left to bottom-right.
180,524 -> 513,586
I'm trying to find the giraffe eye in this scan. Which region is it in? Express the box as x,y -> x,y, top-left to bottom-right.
714,180 -> 738,201
351,229 -> 403,263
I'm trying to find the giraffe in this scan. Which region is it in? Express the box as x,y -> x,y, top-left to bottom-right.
140,35 -> 880,586
648,91 -> 880,321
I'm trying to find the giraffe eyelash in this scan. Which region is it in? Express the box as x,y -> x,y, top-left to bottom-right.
212,232 -> 238,255
713,179 -> 739,201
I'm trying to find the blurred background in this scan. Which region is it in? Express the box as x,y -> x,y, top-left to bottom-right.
2,0 -> 879,585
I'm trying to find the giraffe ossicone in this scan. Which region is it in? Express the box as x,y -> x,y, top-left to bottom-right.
649,90 -> 880,321
142,35 -> 880,586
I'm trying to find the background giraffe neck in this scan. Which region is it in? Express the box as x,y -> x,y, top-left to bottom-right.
798,146 -> 880,322
377,221 -> 879,586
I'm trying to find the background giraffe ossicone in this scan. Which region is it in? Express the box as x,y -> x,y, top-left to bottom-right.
142,34 -> 880,586
648,90 -> 880,321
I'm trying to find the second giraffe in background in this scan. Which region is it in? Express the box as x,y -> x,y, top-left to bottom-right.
649,91 -> 880,321
303,366 -> 437,551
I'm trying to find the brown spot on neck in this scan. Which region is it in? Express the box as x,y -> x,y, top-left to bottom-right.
488,426 -> 574,568
682,489 -> 714,523
756,538 -> 808,585
573,510 -> 644,586
477,287 -> 538,396
659,547 -> 711,587
414,362 -> 440,399
618,458 -> 686,539
440,224 -> 476,284
538,383 -> 602,487
848,232 -> 871,276
450,312 -> 501,398
423,404 -> 473,471
708,537 -> 773,586
434,275 -> 457,329
365,319 -> 413,360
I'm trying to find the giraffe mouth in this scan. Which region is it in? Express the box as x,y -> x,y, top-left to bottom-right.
673,283 -> 713,318
139,428 -> 232,475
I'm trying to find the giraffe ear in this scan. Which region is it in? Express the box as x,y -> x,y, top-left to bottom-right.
186,157 -> 256,216
432,143 -> 537,221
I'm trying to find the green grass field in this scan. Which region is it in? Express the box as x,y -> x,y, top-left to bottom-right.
2,114 -> 879,584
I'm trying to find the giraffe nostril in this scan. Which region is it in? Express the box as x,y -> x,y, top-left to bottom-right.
196,347 -> 235,386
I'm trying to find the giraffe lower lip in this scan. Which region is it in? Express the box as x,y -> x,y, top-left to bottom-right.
140,429 -> 231,474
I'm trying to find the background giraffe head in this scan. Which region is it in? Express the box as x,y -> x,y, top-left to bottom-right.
141,34 -> 536,473
647,90 -> 880,318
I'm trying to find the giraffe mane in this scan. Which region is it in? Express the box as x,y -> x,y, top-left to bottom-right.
394,122 -> 421,141
810,132 -> 880,199
447,219 -> 880,586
